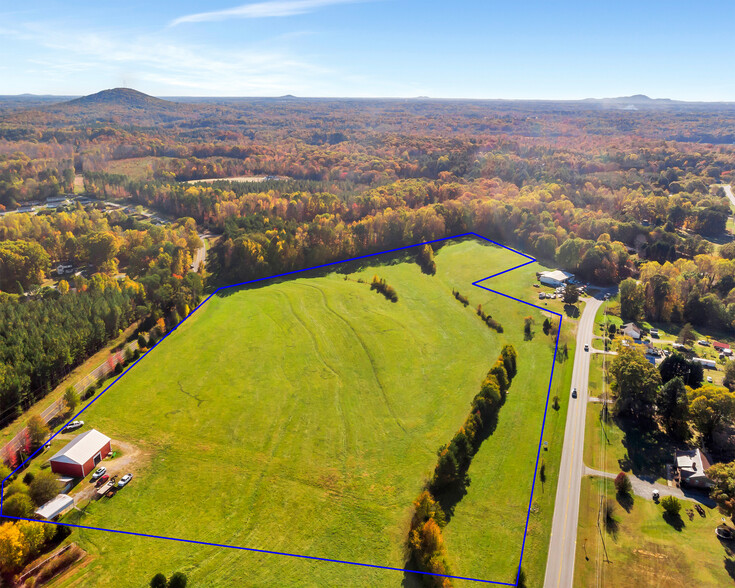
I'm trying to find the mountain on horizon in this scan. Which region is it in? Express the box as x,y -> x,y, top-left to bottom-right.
62,88 -> 172,108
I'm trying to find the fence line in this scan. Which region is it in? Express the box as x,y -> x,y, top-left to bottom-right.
1,340 -> 138,464
18,543 -> 78,582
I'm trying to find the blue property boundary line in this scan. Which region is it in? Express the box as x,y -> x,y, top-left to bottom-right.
1,232 -> 562,587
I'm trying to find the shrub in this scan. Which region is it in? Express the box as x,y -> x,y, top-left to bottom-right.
168,571 -> 188,588
137,334 -> 147,348
3,493 -> 33,518
27,416 -> 49,450
150,574 -> 167,588
64,386 -> 78,414
523,316 -> 534,340
370,276 -> 398,302
614,472 -> 632,495
417,244 -> 436,275
476,304 -> 504,332
28,472 -> 58,507
661,495 -> 681,515
22,472 -> 34,485
452,289 -> 469,306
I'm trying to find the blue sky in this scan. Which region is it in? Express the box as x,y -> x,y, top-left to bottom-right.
1,0 -> 734,99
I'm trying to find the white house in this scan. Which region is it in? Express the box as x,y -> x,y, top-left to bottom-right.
538,270 -> 573,288
620,322 -> 642,340
675,449 -> 714,489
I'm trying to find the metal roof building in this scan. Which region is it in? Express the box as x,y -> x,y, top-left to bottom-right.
49,429 -> 111,478
34,494 -> 74,520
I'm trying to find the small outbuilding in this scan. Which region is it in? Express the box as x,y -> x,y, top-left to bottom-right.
713,341 -> 730,352
34,494 -> 74,520
538,270 -> 574,288
49,429 -> 111,478
675,448 -> 714,489
693,357 -> 717,370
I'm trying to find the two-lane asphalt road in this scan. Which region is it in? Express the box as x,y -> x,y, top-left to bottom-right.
543,296 -> 604,588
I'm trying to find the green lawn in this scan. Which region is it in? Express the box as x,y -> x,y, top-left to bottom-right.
575,477 -> 733,587
584,405 -> 626,474
583,409 -> 674,483
46,238 -> 563,587
594,303 -> 622,337
587,354 -> 608,398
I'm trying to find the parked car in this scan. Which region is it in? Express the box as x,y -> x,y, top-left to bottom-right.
698,339 -> 710,346
707,376 -> 714,383
91,467 -> 106,481
95,474 -> 110,487
571,388 -> 577,399
63,420 -> 84,432
117,473 -> 133,488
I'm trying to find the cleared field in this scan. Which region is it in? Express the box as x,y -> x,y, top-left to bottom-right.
184,176 -> 277,184
575,477 -> 733,587
50,238 -> 561,587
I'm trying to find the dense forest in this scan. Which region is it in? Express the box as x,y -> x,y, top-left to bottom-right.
0,200 -> 203,426
2,90 -> 735,428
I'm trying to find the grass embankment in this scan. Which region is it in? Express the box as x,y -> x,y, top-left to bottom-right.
575,477 -> 733,587
47,238 -> 561,587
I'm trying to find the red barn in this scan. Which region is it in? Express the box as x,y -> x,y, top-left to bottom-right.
49,429 -> 111,478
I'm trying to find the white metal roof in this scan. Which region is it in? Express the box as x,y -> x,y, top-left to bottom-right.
34,494 -> 74,519
539,270 -> 573,282
49,429 -> 110,466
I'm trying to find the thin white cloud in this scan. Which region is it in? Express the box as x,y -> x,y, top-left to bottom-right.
170,0 -> 360,26
0,22 -> 338,95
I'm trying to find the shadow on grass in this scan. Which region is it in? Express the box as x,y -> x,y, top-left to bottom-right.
616,491 -> 634,513
725,557 -> 735,582
564,304 -> 580,318
434,477 -> 470,523
604,500 -> 620,540
617,416 -> 677,479
663,511 -> 685,531
401,561 -> 426,588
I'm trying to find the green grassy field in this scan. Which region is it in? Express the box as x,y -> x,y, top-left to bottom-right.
584,405 -> 627,474
47,238 -> 563,587
575,477 -> 733,587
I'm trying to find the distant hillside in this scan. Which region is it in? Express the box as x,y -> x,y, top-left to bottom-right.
62,88 -> 173,109
582,94 -> 678,110
3,87 -> 200,126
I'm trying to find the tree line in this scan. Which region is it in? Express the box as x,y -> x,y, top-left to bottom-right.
406,345 -> 518,586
